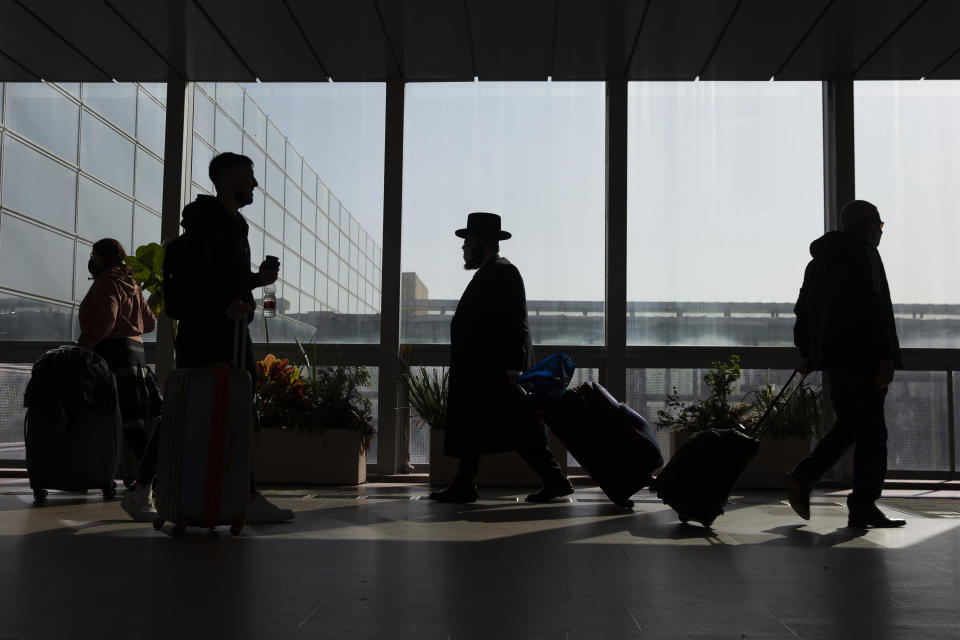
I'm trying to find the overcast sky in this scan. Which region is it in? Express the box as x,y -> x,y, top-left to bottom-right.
243,80 -> 959,306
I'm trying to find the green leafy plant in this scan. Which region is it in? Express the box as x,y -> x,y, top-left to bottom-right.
656,355 -> 823,441
125,242 -> 175,340
255,346 -> 375,453
124,242 -> 165,315
401,367 -> 448,431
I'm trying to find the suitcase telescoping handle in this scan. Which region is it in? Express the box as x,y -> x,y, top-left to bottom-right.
230,317 -> 248,370
753,369 -> 810,442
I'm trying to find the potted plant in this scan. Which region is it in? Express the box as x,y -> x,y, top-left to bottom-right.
125,242 -> 174,341
402,365 -> 568,488
656,356 -> 822,488
253,350 -> 375,485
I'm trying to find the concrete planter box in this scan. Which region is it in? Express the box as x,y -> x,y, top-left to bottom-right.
429,428 -> 568,487
253,427 -> 367,485
669,430 -> 811,490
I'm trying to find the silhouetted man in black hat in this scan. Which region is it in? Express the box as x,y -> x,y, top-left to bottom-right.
429,212 -> 573,503
787,200 -> 905,529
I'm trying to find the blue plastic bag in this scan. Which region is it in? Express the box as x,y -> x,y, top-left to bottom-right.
517,354 -> 576,409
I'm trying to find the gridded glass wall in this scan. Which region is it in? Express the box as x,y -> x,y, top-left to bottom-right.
0,363 -> 29,460
0,81 -> 165,342
190,83 -> 383,345
626,82 -> 824,347
854,81 -> 960,348
400,82 -> 606,346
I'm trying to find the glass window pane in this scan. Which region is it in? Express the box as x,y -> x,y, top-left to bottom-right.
243,135 -> 266,187
267,120 -> 284,163
243,187 -> 266,229
134,148 -> 163,212
855,81 -> 960,348
139,83 -> 166,105
317,181 -> 329,214
137,88 -> 166,156
401,82 -> 603,345
191,136 -> 215,191
627,81 -> 824,346
1,136 -> 77,232
301,258 -> 315,297
884,371 -> 951,472
216,83 -> 244,124
133,205 -> 161,250
264,196 -> 284,239
82,83 -> 136,136
283,213 -> 301,253
58,83 -> 81,100
0,214 -> 74,301
0,292 -> 73,341
283,247 -> 299,288
193,86 -> 215,144
244,94 -> 267,149
215,107 -> 243,153
285,177 -> 301,218
5,83 -> 79,163
286,143 -> 302,187
266,160 -> 284,202
315,272 -> 327,303
80,111 -> 135,192
77,176 -> 133,247
239,81 -> 385,342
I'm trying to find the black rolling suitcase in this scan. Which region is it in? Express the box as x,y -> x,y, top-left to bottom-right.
23,346 -> 122,503
544,381 -> 664,508
654,370 -> 807,527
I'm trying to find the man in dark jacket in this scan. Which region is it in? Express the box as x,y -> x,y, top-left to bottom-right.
787,200 -> 905,529
164,152 -> 293,523
429,212 -> 572,504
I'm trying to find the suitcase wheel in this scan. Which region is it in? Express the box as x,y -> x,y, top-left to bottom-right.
152,518 -> 164,530
171,523 -> 186,538
102,483 -> 117,500
229,523 -> 243,536
678,513 -> 691,524
33,489 -> 48,504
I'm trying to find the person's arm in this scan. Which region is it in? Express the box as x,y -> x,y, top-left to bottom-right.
497,264 -> 532,381
140,291 -> 157,335
164,233 -> 236,322
77,279 -> 120,349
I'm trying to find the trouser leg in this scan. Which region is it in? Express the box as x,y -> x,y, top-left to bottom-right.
131,420 -> 160,486
517,443 -> 566,486
454,454 -> 481,487
792,371 -> 859,488
848,384 -> 888,513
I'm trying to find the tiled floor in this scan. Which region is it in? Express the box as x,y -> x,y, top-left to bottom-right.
1,480 -> 958,639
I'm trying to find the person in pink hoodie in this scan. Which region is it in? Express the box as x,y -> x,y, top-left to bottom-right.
78,238 -> 159,521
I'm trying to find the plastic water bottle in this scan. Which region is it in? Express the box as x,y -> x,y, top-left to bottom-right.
263,283 -> 277,318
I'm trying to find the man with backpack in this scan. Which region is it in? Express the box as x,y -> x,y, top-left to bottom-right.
164,152 -> 293,523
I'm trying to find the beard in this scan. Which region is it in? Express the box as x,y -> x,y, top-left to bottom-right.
463,247 -> 483,270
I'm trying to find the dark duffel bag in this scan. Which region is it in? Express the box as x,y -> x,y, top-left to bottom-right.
24,346 -> 122,503
545,382 -> 663,508
653,370 -> 807,527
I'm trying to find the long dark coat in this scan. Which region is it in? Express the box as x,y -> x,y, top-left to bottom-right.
444,257 -> 542,457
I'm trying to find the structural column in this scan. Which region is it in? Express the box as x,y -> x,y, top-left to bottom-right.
156,78 -> 192,382
604,78 -> 628,400
377,80 -> 405,475
821,78 -> 855,481
822,78 -> 855,231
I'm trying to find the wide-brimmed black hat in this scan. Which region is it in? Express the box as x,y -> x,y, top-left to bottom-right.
454,212 -> 512,241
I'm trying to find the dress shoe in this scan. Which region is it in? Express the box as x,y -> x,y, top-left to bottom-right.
785,472 -> 811,520
525,480 -> 574,503
428,484 -> 479,503
848,510 -> 906,529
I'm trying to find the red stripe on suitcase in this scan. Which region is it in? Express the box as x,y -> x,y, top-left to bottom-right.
203,368 -> 229,526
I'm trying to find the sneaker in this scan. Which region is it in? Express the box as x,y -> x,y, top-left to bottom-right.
785,472 -> 811,520
121,483 -> 157,522
526,480 -> 574,503
848,509 -> 906,529
427,484 -> 479,503
246,493 -> 295,523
